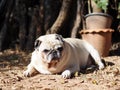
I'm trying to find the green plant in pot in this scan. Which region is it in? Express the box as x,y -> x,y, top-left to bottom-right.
93,0 -> 108,13
80,0 -> 115,57
85,0 -> 113,29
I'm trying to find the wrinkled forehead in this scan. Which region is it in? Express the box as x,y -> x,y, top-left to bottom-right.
38,35 -> 63,48
40,40 -> 63,50
38,34 -> 57,41
36,34 -> 64,50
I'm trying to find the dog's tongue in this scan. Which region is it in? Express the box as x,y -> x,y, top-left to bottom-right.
48,61 -> 58,73
48,61 -> 57,68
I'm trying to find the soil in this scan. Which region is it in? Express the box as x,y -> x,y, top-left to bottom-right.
0,49 -> 120,90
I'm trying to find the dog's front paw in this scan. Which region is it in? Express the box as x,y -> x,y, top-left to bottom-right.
61,70 -> 71,79
23,70 -> 31,77
98,63 -> 105,70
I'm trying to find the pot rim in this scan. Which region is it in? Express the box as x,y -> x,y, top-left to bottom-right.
85,13 -> 113,19
80,29 -> 114,34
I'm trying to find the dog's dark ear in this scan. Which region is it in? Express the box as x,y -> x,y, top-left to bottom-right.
55,34 -> 64,42
34,39 -> 41,49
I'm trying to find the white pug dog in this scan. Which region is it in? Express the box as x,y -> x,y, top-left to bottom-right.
24,34 -> 104,78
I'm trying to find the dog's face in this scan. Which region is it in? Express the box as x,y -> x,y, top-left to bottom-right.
34,34 -> 64,66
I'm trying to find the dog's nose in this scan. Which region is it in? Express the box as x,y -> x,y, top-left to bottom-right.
51,50 -> 60,60
52,51 -> 57,56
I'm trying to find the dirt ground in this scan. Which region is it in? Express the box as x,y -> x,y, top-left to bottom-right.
0,49 -> 120,90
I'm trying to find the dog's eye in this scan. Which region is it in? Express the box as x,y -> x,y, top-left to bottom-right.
57,47 -> 63,52
43,49 -> 49,53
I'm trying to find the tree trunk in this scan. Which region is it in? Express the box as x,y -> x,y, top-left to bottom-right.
46,0 -> 72,34
80,0 -> 88,30
71,0 -> 81,38
35,0 -> 45,38
44,0 -> 61,32
0,0 -> 15,51
18,1 -> 28,50
26,8 -> 37,51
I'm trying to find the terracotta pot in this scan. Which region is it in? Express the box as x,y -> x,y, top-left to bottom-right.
85,13 -> 113,29
80,29 -> 114,57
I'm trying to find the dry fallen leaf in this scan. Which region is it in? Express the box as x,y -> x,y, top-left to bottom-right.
60,79 -> 68,84
111,81 -> 117,86
16,76 -> 23,81
113,68 -> 119,76
74,72 -> 79,77
92,80 -> 98,85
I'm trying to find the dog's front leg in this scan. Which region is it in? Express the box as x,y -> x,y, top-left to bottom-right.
61,65 -> 79,79
23,63 -> 36,77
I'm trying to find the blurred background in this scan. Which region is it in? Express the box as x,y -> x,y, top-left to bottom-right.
0,0 -> 119,53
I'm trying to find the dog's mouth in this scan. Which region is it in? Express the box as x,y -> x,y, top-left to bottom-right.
48,60 -> 59,68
